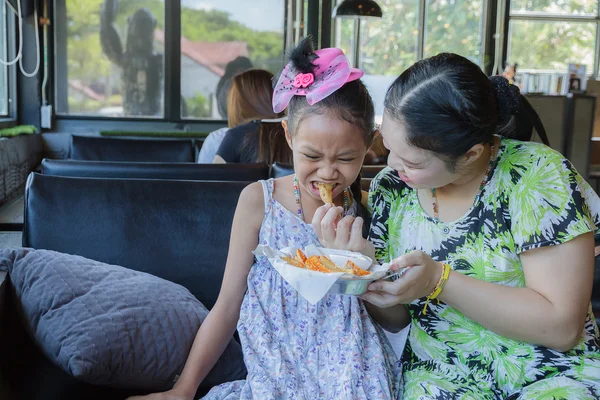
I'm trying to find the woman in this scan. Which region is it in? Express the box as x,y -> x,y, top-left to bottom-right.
214,69 -> 292,165
314,53 -> 600,399
197,58 -> 253,164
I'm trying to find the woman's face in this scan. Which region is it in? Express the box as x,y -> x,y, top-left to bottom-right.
380,112 -> 457,189
284,113 -> 368,202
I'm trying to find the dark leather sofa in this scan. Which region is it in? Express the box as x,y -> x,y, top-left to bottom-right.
70,136 -> 196,162
0,173 -> 252,400
41,159 -> 269,182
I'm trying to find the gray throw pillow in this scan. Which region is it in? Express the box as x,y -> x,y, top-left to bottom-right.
0,248 -> 246,391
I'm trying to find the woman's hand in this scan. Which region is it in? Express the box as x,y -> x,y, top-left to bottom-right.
361,250 -> 442,308
126,390 -> 191,400
312,204 -> 369,253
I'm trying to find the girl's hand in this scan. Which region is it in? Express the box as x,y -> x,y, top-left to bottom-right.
361,250 -> 442,308
312,204 -> 368,253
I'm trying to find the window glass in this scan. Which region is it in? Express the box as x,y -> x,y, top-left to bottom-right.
508,20 -> 596,72
180,0 -> 285,119
510,0 -> 596,16
336,0 -> 420,121
58,0 -> 165,117
424,0 -> 484,66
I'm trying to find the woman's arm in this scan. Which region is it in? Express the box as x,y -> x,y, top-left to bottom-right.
128,183 -> 264,400
440,232 -> 594,352
368,232 -> 595,352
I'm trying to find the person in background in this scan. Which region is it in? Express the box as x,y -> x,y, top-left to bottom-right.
197,57 -> 253,164
214,69 -> 292,165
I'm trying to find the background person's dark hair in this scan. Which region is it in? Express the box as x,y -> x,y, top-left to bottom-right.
256,121 -> 293,165
283,37 -> 376,237
215,56 -> 253,119
384,53 -> 549,168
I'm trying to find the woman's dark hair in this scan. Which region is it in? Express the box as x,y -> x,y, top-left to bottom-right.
284,37 -> 375,237
228,69 -> 279,128
256,121 -> 293,165
384,53 -> 549,168
227,69 -> 292,165
215,56 -> 253,119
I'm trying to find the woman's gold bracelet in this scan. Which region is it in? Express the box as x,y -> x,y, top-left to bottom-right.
423,262 -> 451,315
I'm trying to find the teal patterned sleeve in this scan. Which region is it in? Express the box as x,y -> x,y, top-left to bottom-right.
507,145 -> 600,253
368,168 -> 403,264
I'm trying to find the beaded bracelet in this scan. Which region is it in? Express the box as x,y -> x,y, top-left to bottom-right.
423,262 -> 451,315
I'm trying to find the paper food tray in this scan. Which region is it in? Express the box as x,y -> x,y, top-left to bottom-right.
253,244 -> 390,304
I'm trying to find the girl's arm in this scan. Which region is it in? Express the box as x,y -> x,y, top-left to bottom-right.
368,232 -> 595,352
129,183 -> 264,400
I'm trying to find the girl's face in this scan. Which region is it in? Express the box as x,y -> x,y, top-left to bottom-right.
284,113 -> 368,202
380,112 -> 456,189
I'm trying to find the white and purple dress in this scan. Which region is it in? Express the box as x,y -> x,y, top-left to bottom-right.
202,179 -> 401,400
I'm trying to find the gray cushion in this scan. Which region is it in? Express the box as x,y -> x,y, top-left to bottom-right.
0,248 -> 246,391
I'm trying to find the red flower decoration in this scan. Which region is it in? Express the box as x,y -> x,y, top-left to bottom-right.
293,73 -> 315,88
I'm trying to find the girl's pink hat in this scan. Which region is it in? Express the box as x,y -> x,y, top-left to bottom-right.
272,47 -> 364,113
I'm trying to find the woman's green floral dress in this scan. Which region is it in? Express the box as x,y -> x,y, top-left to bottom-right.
368,138 -> 600,399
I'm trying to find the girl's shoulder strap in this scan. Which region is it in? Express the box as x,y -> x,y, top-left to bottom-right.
259,178 -> 275,204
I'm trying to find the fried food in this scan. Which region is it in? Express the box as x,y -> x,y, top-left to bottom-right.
317,183 -> 334,204
346,260 -> 370,276
281,256 -> 305,269
280,250 -> 371,277
296,249 -> 307,263
319,256 -> 349,273
305,255 -> 331,273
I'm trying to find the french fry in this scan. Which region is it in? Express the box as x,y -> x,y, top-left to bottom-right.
281,256 -> 305,269
319,256 -> 349,273
305,255 -> 331,273
296,248 -> 308,263
346,260 -> 370,276
317,183 -> 333,204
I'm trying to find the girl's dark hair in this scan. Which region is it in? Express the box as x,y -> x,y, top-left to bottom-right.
384,53 -> 550,167
284,37 -> 375,237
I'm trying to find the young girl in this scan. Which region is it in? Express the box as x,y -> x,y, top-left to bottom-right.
129,39 -> 401,400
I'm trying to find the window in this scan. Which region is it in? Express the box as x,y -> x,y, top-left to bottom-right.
55,0 -> 286,121
335,0 -> 486,120
507,0 -> 598,78
56,0 -> 166,117
1,1 -> 8,117
180,0 -> 285,119
424,0 -> 484,64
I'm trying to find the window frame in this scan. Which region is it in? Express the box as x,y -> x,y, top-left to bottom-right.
51,0 -> 293,131
0,2 -> 17,129
505,0 -> 600,75
332,0 -> 494,73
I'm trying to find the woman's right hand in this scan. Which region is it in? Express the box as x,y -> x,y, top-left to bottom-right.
126,389 -> 192,400
312,204 -> 370,254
